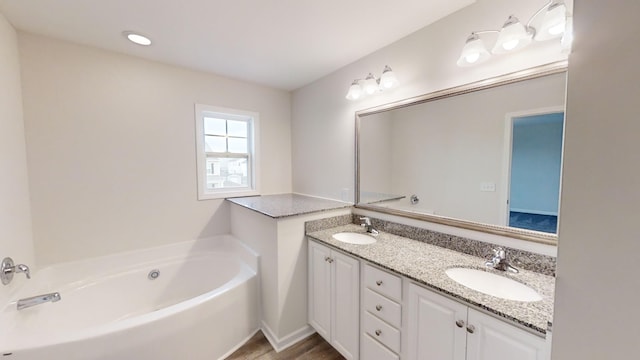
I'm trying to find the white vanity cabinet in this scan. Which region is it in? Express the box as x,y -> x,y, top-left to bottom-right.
361,263 -> 403,360
308,240 -> 360,360
407,283 -> 548,360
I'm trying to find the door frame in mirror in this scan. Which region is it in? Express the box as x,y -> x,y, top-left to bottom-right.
355,61 -> 568,245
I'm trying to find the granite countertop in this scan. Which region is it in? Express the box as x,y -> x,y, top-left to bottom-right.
307,224 -> 555,335
226,193 -> 352,218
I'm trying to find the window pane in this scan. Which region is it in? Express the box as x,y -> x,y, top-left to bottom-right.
204,117 -> 226,136
228,137 -> 247,153
205,157 -> 249,190
204,135 -> 226,152
227,120 -> 247,138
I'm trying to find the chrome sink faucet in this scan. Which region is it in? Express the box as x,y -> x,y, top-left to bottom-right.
1,257 -> 31,285
17,292 -> 61,310
485,248 -> 519,273
359,217 -> 379,235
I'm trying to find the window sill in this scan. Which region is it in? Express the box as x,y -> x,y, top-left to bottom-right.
198,189 -> 259,201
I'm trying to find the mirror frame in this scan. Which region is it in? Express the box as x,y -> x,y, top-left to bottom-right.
355,61 -> 568,245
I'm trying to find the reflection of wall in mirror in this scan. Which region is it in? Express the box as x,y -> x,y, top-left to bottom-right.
359,111 -> 392,201
359,72 -> 566,227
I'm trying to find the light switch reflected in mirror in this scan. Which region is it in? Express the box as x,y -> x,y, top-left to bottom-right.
356,62 -> 567,245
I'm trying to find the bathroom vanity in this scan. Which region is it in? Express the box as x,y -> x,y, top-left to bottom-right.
307,223 -> 554,360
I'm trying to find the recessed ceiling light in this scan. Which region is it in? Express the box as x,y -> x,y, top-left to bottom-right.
123,31 -> 151,46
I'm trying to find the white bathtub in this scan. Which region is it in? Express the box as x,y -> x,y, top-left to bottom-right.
0,235 -> 260,360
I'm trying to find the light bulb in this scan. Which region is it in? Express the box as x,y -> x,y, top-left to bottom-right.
536,2 -> 567,41
465,52 -> 480,63
363,74 -> 378,95
123,32 -> 151,46
457,33 -> 491,67
492,16 -> 532,54
379,66 -> 399,89
548,22 -> 565,35
502,39 -> 519,50
345,80 -> 363,100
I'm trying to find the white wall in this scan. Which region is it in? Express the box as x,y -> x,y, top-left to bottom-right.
551,1 -> 640,358
292,0 -> 568,203
0,13 -> 34,302
19,33 -> 292,266
358,111 -> 392,198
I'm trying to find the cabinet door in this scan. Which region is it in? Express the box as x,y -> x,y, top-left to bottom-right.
466,309 -> 548,360
308,241 -> 332,341
331,250 -> 360,360
407,283 -> 467,360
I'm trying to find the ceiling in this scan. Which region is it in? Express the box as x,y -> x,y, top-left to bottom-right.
0,0 -> 475,90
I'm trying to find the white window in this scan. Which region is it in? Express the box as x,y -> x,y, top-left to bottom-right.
195,104 -> 260,200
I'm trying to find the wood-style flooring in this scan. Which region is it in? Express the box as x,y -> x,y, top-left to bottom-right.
226,331 -> 345,360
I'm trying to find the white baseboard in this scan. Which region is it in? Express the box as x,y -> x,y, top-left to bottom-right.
261,321 -> 316,352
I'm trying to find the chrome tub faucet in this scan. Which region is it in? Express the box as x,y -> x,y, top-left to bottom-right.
17,292 -> 62,310
485,247 -> 519,273
1,257 -> 31,285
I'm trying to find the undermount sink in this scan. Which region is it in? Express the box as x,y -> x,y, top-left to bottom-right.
445,267 -> 542,302
332,232 -> 377,245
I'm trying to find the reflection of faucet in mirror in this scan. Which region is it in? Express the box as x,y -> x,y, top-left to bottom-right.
359,217 -> 379,235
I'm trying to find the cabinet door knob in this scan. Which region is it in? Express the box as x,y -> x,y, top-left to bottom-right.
328,258 -> 334,263
466,325 -> 476,334
375,305 -> 382,311
375,329 -> 382,336
324,256 -> 330,262
376,280 -> 383,286
455,320 -> 465,328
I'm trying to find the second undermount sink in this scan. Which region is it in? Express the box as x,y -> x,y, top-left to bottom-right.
445,267 -> 542,302
332,232 -> 377,245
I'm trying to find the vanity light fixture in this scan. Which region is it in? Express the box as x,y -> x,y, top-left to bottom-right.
457,0 -> 571,67
492,15 -> 533,54
345,65 -> 398,101
457,32 -> 493,67
123,31 -> 152,46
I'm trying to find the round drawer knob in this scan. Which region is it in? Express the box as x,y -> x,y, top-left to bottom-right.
376,280 -> 383,286
376,305 -> 382,311
467,325 -> 476,334
456,320 -> 465,328
375,329 -> 382,336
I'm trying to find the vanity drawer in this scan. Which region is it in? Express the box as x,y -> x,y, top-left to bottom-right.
363,311 -> 401,354
363,263 -> 402,301
362,333 -> 400,360
364,288 -> 402,328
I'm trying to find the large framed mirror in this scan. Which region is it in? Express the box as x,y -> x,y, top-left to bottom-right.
355,61 -> 567,245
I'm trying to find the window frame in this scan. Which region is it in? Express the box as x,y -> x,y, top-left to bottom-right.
195,104 -> 260,200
